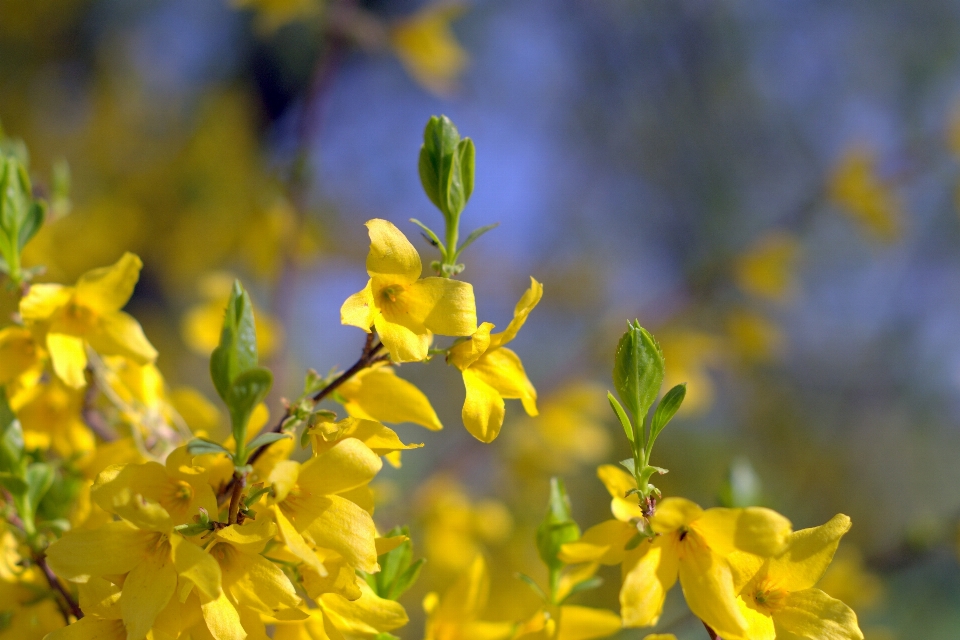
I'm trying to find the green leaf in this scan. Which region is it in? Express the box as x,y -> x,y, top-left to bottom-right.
388,557 -> 426,600
247,432 -> 290,452
0,392 -> 23,474
24,463 -> 54,514
174,521 -> 215,537
649,383 -> 685,449
418,115 -> 463,220
409,218 -> 446,254
0,472 -> 26,496
536,477 -> 581,570
454,223 -> 498,258
612,321 -> 664,425
515,573 -> 548,602
17,201 -> 44,251
618,458 -> 635,475
607,392 -> 633,443
186,438 -> 232,457
457,137 -> 475,205
210,281 -> 259,402
558,576 -> 604,604
227,367 -> 273,449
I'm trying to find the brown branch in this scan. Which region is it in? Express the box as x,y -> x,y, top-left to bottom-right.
227,472 -> 246,525
35,553 -> 83,622
216,333 -> 386,504
702,621 -> 720,640
81,369 -> 118,442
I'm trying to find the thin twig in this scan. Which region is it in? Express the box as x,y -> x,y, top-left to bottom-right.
702,621 -> 720,640
228,472 -> 246,525
35,553 -> 83,622
216,333 -> 386,504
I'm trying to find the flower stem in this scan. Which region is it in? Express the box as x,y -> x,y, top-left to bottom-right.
36,552 -> 83,622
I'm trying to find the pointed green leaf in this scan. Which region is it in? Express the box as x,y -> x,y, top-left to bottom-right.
649,383 -> 685,449
536,477 -> 581,570
559,576 -> 604,604
457,137 -> 475,204
612,321 -> 664,423
17,201 -> 44,251
515,573 -> 548,602
210,281 -> 259,402
247,431 -> 290,452
409,218 -> 446,254
186,438 -> 232,457
607,392 -> 633,443
227,366 -> 273,450
454,223 -> 498,258
418,115 -> 462,220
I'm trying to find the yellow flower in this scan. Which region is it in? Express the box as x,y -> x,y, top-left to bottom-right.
20,252 -> 157,388
655,329 -> 723,417
728,514 -> 864,640
560,466 -> 792,638
827,145 -> 902,242
338,363 -> 443,431
725,309 -> 784,364
447,278 -> 541,442
733,232 -> 802,304
423,555 -> 515,640
341,219 -> 477,363
0,326 -> 42,385
268,438 -> 384,576
390,4 -> 469,97
305,415 -> 424,469
181,271 -> 283,359
517,564 -> 622,640
0,527 -> 65,639
14,378 -> 94,459
46,494 -> 222,640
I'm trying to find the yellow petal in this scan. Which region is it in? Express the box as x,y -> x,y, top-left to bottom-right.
304,495 -> 379,572
310,417 -> 423,459
596,465 -> 644,522
215,516 -> 277,553
560,520 -> 636,566
650,497 -> 704,534
76,252 -> 143,313
201,590 -> 246,640
171,535 -> 223,600
556,563 -> 600,602
43,618 -> 127,640
447,323 -> 494,370
340,366 -> 443,431
767,514 -> 851,592
121,552 -> 178,640
693,507 -> 792,557
557,605 -> 621,640
274,505 -> 327,577
298,438 -> 382,495
642,636 -> 678,640
215,542 -> 301,616
47,332 -> 88,388
736,597 -> 776,640
0,327 -> 40,384
275,609 -> 345,640
321,581 -> 409,635
402,277 -> 477,336
468,347 -> 536,410
77,576 -> 122,618
365,219 -> 422,283
20,283 -> 72,321
727,551 -> 766,594
620,536 -> 678,627
491,277 -> 543,348
774,588 -> 864,640
460,368 -> 505,443
341,282 -> 375,331
677,536 -> 747,640
87,310 -> 158,364
373,312 -> 431,362
301,559 -> 361,601
46,521 -> 153,580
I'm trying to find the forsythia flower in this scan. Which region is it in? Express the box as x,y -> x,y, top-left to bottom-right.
338,363 -> 443,431
560,465 -> 792,639
447,278 -> 541,442
733,232 -> 802,304
423,555 -> 515,640
20,252 -> 157,389
728,514 -> 864,640
827,145 -> 902,242
341,219 -> 477,363
390,3 -> 469,97
518,563 -> 622,640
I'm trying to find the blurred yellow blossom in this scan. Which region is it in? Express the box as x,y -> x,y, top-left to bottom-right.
817,546 -> 883,612
423,555 -> 515,640
828,145 -> 903,242
417,475 -> 513,577
657,329 -> 724,416
510,382 -> 610,474
725,308 -> 784,364
20,252 -> 157,389
391,4 -> 469,96
181,271 -> 283,359
733,231 -> 802,304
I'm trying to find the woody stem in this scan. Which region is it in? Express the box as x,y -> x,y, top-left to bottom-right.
702,621 -> 720,640
228,472 -> 246,525
36,553 -> 83,622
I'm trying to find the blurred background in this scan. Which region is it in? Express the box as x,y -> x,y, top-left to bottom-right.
4,0 -> 960,636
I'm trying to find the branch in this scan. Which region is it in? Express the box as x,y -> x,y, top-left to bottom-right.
702,621 -> 720,640
216,333 -> 386,503
35,553 -> 83,622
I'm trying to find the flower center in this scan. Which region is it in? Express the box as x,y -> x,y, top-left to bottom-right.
61,299 -> 99,334
752,579 -> 788,612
